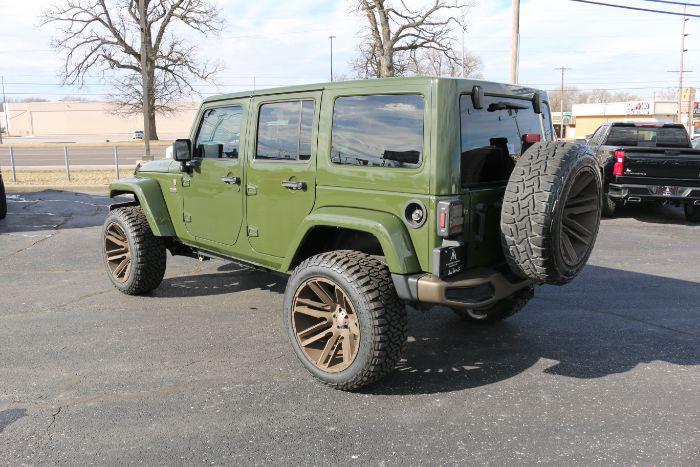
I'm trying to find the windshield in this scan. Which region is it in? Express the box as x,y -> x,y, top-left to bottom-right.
606,126 -> 689,148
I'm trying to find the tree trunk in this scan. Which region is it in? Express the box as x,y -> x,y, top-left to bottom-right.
381,44 -> 395,77
147,67 -> 158,140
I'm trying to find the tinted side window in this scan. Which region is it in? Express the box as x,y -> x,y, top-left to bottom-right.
657,127 -> 690,148
256,100 -> 315,161
299,100 -> 314,161
460,95 -> 530,186
195,106 -> 243,158
331,94 -> 424,168
605,126 -> 689,148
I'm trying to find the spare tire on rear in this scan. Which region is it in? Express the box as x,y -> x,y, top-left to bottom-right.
500,141 -> 602,285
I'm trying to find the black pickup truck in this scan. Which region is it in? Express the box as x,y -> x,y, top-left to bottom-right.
587,122 -> 700,221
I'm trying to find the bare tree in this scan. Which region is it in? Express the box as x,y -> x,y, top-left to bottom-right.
653,88 -> 678,101
41,0 -> 224,140
351,0 -> 468,78
407,48 -> 481,78
547,87 -> 643,113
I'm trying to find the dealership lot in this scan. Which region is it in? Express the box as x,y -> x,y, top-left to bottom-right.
0,191 -> 698,464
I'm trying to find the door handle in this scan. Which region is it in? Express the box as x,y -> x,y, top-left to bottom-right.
281,180 -> 307,191
221,176 -> 241,185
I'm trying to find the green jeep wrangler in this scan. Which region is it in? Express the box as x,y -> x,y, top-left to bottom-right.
102,77 -> 602,390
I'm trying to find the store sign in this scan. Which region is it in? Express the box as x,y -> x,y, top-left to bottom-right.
694,102 -> 700,116
682,87 -> 696,101
562,111 -> 573,125
626,101 -> 651,115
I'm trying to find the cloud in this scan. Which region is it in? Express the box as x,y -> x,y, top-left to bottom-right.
0,0 -> 696,101
467,0 -> 697,97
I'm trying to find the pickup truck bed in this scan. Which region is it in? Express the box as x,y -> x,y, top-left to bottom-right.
609,146 -> 700,204
587,122 -> 700,221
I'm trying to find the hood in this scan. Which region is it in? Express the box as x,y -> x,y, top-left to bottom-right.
136,159 -> 175,173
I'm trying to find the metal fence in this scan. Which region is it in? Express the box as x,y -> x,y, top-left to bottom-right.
0,144 -> 168,181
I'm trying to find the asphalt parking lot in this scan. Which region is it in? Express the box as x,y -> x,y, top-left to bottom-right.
1,191 -> 698,464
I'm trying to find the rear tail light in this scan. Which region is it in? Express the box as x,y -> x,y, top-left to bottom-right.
437,200 -> 464,237
613,149 -> 625,177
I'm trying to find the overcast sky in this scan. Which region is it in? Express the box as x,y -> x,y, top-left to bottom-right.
0,0 -> 698,101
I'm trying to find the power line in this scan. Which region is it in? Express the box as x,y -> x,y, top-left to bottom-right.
568,0 -> 700,16
637,0 -> 700,7
6,78 -> 699,87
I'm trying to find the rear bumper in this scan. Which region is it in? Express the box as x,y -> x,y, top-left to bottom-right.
608,183 -> 700,204
392,265 -> 533,310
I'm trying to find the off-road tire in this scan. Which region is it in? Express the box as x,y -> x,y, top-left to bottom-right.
602,195 -> 617,217
0,176 -> 6,220
685,204 -> 700,222
501,141 -> 602,285
102,206 -> 166,295
284,250 -> 407,391
452,286 -> 534,324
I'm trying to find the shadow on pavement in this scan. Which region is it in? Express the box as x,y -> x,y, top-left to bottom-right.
605,202 -> 697,226
366,265 -> 699,395
0,409 -> 27,433
0,190 -> 113,234
144,262 -> 699,396
155,268 -> 287,298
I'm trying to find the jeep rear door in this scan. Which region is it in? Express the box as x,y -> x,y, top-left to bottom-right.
459,93 -> 549,267
245,92 -> 320,258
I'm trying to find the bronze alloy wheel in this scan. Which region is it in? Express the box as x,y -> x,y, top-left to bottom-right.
104,221 -> 132,283
291,277 -> 360,373
559,169 -> 600,267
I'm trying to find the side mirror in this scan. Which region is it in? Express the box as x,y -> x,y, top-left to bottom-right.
173,139 -> 192,163
471,85 -> 484,110
532,92 -> 543,114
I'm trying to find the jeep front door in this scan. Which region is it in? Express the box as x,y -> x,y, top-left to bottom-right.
182,102 -> 246,246
246,94 -> 319,258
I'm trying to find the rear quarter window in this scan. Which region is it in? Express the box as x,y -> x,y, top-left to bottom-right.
331,94 -> 424,168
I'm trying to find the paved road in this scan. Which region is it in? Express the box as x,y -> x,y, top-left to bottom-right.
0,146 -> 167,168
2,133 -> 180,145
0,192 -> 698,464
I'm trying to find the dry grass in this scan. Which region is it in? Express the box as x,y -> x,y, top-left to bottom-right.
5,170 -> 122,186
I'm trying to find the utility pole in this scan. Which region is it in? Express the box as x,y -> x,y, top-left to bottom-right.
668,6 -> 692,130
1,76 -> 8,143
679,6 -> 689,126
554,66 -> 571,139
455,0 -> 466,78
139,0 -> 152,160
328,35 -> 336,82
510,0 -> 520,84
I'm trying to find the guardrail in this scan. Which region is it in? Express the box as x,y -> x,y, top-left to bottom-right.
0,144 -> 169,181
